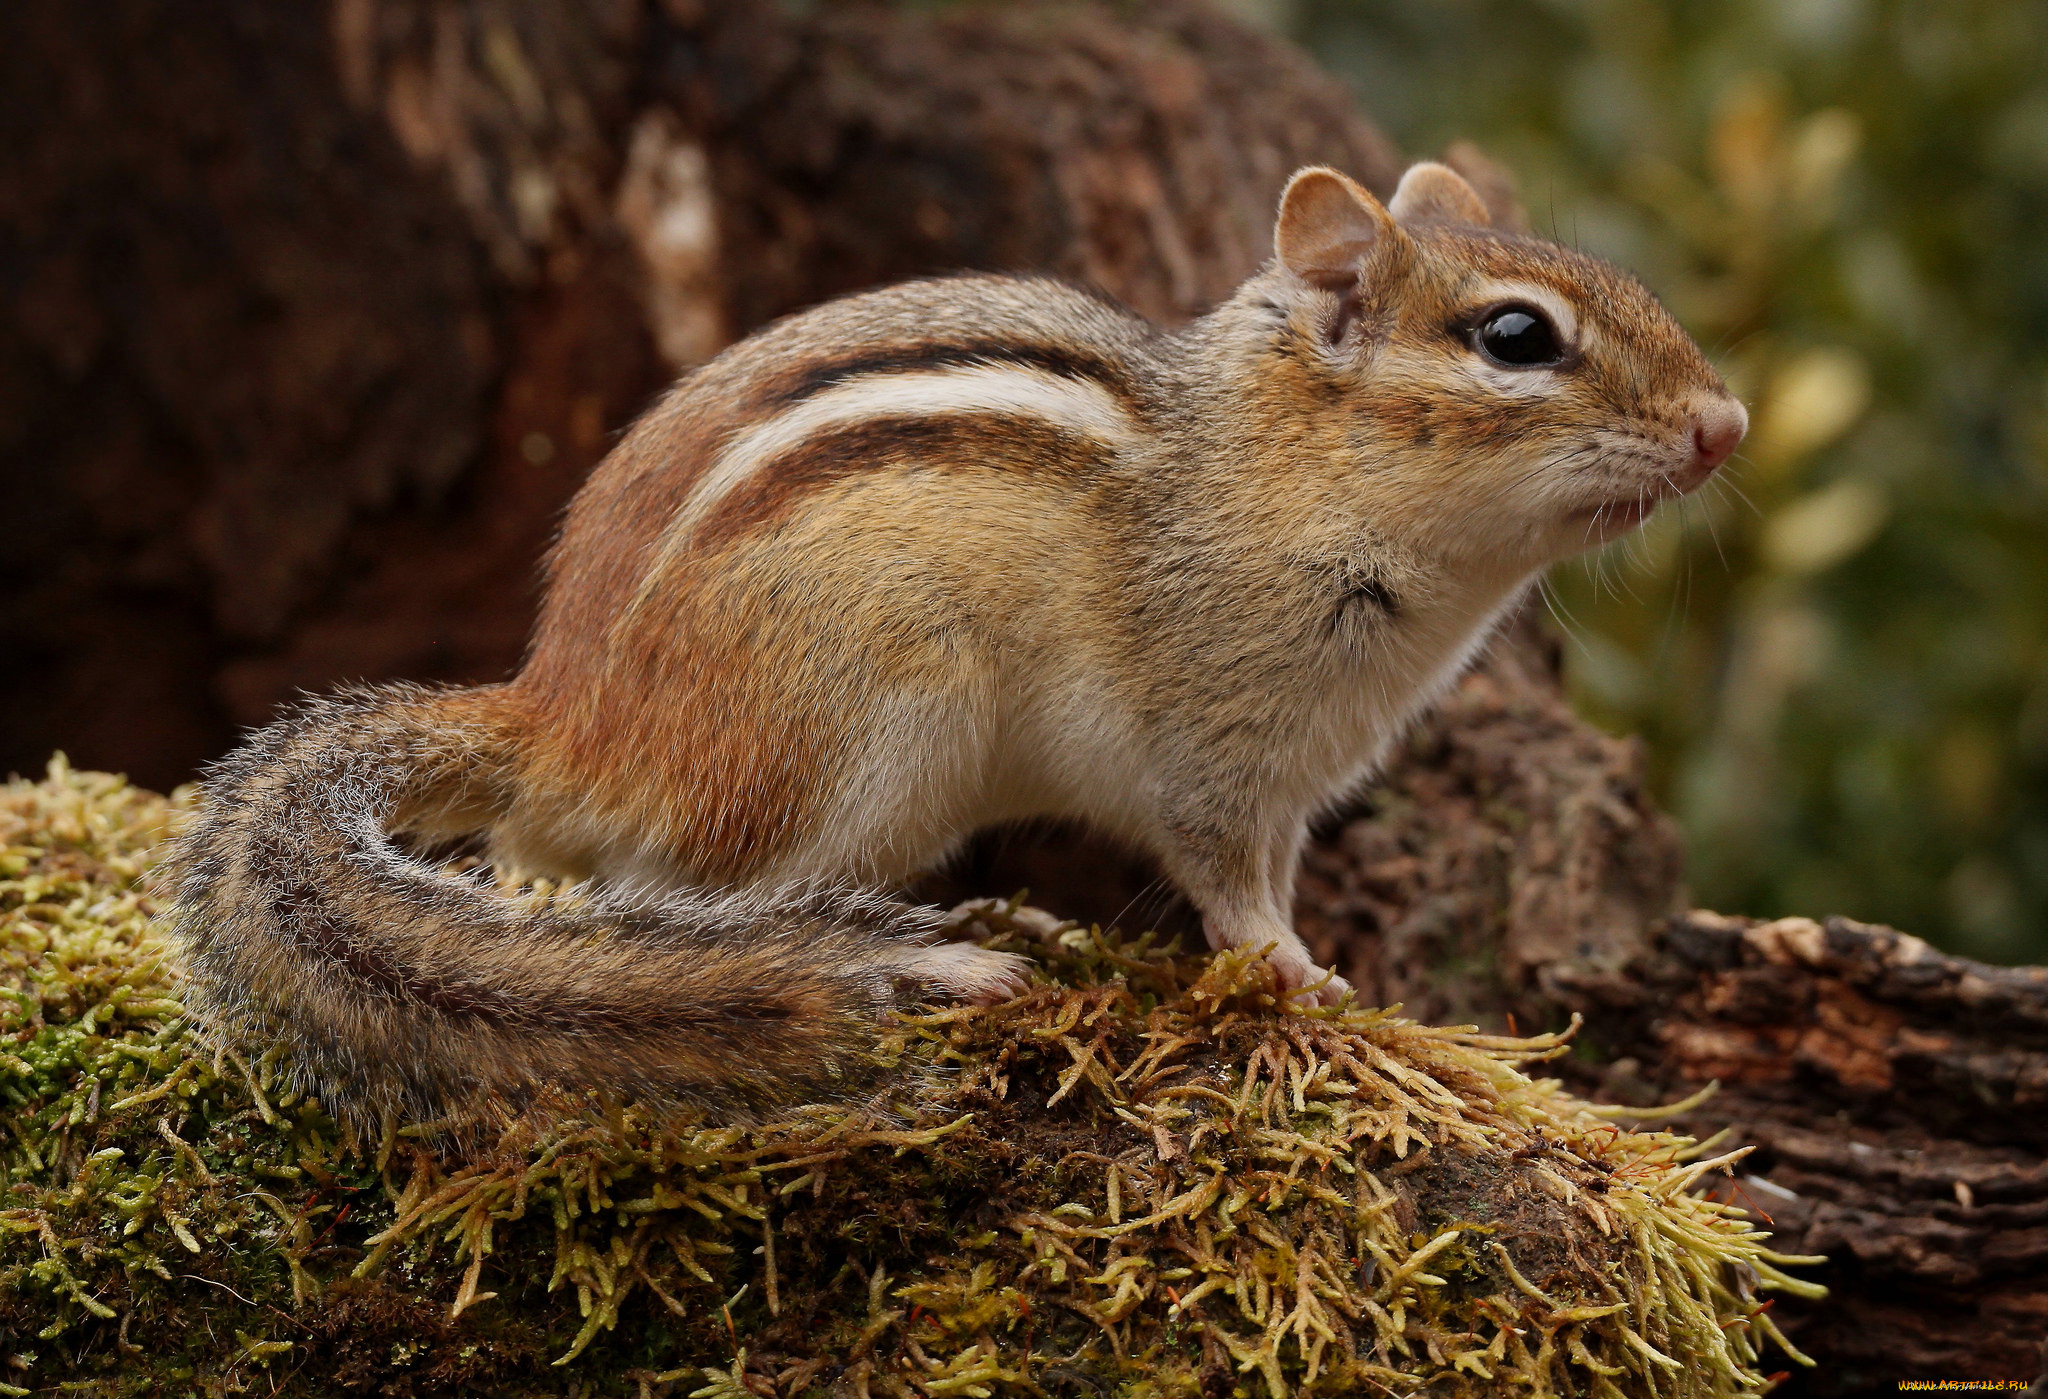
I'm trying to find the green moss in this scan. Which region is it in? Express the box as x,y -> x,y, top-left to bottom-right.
1,760 -> 1821,1396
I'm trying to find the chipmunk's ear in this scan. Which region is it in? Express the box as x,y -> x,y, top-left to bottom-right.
1274,167 -> 1400,288
1440,142 -> 1528,232
1387,161 -> 1492,228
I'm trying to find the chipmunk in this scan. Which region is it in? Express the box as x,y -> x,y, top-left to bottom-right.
161,162 -> 1744,1127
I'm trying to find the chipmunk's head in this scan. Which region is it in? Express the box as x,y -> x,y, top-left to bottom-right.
1260,162 -> 1744,562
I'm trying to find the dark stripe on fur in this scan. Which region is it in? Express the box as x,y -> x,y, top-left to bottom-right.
692,414 -> 1118,552
768,340 -> 1146,416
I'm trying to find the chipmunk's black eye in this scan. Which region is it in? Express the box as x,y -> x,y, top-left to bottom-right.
1475,306 -> 1564,367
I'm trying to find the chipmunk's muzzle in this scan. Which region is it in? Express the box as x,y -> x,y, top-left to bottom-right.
1561,394 -> 1747,545
1677,395 -> 1747,491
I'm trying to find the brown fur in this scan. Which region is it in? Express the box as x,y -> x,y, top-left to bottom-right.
161,163 -> 1744,1127
692,416 -> 1116,553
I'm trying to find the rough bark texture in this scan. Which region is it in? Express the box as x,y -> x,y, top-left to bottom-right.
3,0 -> 2043,1388
1553,912 -> 2048,1392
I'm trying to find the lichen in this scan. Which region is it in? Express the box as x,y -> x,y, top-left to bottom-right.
0,759 -> 1822,1396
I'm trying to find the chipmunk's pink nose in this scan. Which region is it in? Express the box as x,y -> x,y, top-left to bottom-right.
1690,400 -> 1747,477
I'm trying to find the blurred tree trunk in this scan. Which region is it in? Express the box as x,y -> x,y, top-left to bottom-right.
0,0 -> 1397,792
1,0 -> 2040,1389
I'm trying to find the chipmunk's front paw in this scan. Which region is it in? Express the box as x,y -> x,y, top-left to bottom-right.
906,943 -> 1035,1005
1268,949 -> 1351,1008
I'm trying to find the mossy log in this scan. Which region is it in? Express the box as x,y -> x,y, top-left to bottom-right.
2,763 -> 1819,1397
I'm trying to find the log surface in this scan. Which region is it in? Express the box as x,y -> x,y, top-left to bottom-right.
1546,910 -> 2048,1388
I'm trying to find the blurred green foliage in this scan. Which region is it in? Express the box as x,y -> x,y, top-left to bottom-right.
1282,0 -> 2048,962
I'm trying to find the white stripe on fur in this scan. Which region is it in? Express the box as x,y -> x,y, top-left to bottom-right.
669,362 -> 1141,547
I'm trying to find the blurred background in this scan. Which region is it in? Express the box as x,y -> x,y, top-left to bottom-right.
6,0 -> 2045,964
1266,0 -> 2048,964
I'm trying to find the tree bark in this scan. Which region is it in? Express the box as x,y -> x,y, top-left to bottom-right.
2,0 -> 2040,1387
1552,911 -> 2048,1389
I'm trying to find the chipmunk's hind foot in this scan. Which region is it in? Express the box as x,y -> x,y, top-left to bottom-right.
901,942 -> 1035,1005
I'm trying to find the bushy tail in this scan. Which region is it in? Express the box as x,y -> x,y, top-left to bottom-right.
158,683 -> 986,1128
